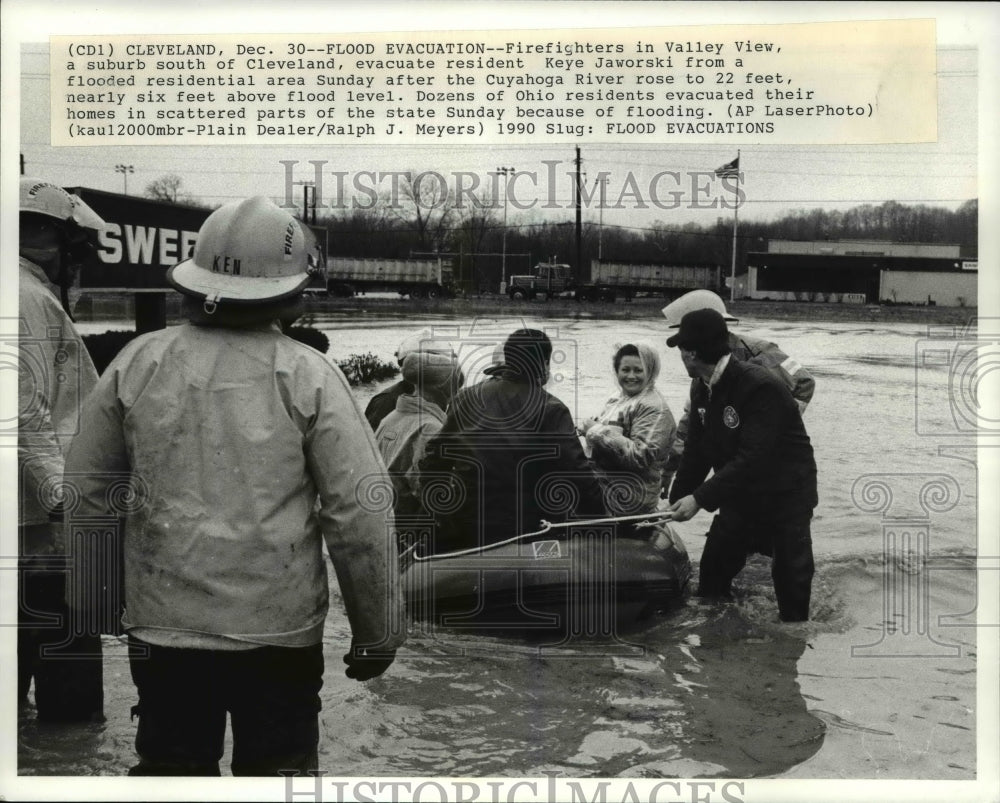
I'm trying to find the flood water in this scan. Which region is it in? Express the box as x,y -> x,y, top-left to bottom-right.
19,309 -> 982,783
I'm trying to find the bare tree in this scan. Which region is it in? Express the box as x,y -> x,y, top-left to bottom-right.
455,192 -> 500,254
326,203 -> 405,257
386,170 -> 455,252
453,192 -> 502,292
145,174 -> 192,204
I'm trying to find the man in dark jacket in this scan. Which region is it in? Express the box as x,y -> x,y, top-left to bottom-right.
418,328 -> 607,554
666,309 -> 817,621
660,290 -> 815,496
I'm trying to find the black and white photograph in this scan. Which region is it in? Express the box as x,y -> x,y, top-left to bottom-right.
2,2 -> 998,801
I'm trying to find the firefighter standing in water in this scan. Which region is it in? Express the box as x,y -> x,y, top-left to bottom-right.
64,197 -> 405,775
18,178 -> 106,723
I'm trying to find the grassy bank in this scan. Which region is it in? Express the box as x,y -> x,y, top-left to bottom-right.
75,292 -> 977,328
305,294 -> 977,327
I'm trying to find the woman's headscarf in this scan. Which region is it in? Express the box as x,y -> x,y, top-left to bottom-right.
615,341 -> 660,394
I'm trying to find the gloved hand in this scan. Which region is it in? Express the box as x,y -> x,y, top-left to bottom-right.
343,641 -> 397,681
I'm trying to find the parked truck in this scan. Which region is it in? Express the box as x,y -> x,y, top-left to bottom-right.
325,257 -> 454,298
506,262 -> 574,300
506,260 -> 723,302
580,260 -> 723,301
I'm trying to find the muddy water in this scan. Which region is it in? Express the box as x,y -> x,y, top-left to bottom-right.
19,311 -> 980,780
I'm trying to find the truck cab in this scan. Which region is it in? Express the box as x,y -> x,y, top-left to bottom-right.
507,263 -> 573,300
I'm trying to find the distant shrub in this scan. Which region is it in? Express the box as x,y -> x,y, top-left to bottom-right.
336,352 -> 399,386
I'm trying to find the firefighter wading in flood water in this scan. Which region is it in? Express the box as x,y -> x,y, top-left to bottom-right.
64,197 -> 405,776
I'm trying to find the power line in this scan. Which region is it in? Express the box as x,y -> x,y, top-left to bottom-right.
733,198 -> 976,204
18,155 -> 978,181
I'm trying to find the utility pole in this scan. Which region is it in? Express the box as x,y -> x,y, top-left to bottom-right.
493,166 -> 515,293
595,176 -> 609,261
295,180 -> 315,224
729,150 -> 741,303
574,147 -> 582,284
115,164 -> 134,194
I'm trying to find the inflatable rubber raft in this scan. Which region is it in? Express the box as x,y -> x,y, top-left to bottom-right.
401,518 -> 691,634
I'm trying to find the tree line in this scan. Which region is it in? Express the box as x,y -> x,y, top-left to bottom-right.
147,173 -> 978,294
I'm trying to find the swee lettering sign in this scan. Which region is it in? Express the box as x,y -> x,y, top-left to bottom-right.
69,187 -> 210,289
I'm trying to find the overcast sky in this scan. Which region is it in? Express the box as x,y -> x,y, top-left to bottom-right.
8,2 -> 990,238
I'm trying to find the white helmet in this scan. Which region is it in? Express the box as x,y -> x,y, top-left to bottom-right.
168,196 -> 320,305
661,290 -> 738,328
20,178 -> 105,231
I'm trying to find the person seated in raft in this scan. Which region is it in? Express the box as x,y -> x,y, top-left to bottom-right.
578,343 -> 677,517
375,348 -> 463,520
365,329 -> 455,431
417,328 -> 607,555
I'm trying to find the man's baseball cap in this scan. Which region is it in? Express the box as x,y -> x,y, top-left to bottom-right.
666,308 -> 730,349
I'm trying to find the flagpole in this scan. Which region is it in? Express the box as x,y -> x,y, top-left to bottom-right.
729,149 -> 740,304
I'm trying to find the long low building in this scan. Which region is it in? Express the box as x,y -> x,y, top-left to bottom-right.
744,240 -> 978,307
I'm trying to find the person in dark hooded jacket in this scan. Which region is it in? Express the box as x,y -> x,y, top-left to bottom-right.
417,328 -> 607,554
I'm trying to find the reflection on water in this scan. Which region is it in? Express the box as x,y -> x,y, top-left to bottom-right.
371,608 -> 825,779
23,313 -> 977,779
19,593 -> 828,779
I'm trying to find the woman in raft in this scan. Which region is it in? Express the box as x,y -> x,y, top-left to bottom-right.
579,342 -> 677,518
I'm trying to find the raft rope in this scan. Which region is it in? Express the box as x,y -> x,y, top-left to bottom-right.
409,510 -> 675,563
